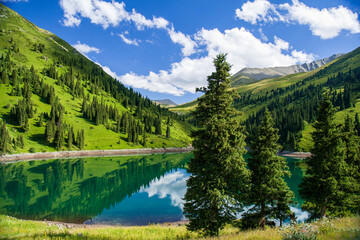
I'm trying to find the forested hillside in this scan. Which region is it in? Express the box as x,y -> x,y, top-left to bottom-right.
0,4 -> 194,154
241,47 -> 360,151
171,46 -> 360,151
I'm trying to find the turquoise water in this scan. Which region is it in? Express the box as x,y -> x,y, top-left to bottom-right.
0,152 -> 306,225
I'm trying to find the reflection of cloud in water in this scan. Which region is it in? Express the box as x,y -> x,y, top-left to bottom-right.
139,169 -> 310,223
140,170 -> 188,209
290,206 -> 310,223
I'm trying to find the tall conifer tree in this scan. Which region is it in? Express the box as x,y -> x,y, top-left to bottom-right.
246,109 -> 293,229
300,95 -> 348,218
183,54 -> 250,236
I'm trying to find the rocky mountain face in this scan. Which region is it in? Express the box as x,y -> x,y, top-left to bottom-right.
153,99 -> 178,107
233,54 -> 343,82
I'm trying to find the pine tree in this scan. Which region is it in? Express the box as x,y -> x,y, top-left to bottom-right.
245,109 -> 293,229
300,95 -> 348,218
355,113 -> 360,136
54,121 -> 64,150
142,127 -> 147,147
24,117 -> 29,132
166,125 -> 170,139
155,117 -> 162,135
45,119 -> 56,142
183,54 -> 250,236
68,126 -> 74,150
0,121 -> 9,153
77,129 -> 85,150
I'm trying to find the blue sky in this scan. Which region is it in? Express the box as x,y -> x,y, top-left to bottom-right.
2,0 -> 360,104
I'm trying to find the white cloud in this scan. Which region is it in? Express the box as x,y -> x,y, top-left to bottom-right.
196,27 -> 310,71
101,27 -> 314,96
118,33 -> 140,46
236,0 -> 360,39
140,170 -> 188,210
280,0 -> 360,39
72,41 -> 100,54
59,0 -> 169,30
258,28 -> 268,42
291,50 -> 315,63
167,26 -> 197,57
235,0 -> 273,24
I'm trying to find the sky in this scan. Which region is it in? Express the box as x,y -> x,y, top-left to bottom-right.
1,0 -> 360,104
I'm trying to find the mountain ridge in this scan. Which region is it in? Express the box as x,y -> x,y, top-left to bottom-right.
232,54 -> 343,85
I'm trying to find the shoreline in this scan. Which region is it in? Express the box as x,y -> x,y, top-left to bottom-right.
0,148 -> 311,163
278,151 -> 311,159
0,147 -> 194,163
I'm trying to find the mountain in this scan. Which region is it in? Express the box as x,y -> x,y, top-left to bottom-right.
232,54 -> 343,86
152,99 -> 178,107
0,4 -> 194,154
171,46 -> 360,151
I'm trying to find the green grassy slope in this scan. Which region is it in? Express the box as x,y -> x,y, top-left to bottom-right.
0,4 -> 194,154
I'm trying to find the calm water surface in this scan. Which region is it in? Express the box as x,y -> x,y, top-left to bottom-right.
0,152 -> 307,225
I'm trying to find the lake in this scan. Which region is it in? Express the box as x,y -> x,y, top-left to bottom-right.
0,152 -> 307,226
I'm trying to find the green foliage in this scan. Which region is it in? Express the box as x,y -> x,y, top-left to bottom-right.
0,121 -> 10,153
166,125 -> 170,139
300,95 -> 350,218
184,54 -> 250,236
246,109 -> 293,229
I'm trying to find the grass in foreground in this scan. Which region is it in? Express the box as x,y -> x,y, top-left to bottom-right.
0,215 -> 359,240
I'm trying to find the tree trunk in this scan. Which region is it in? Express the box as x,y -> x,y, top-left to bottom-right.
260,202 -> 266,229
320,198 -> 328,218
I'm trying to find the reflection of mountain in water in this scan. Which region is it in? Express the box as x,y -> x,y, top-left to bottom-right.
0,153 -> 191,223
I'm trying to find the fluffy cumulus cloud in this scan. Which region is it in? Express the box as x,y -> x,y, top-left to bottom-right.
235,0 -> 275,24
167,26 -> 197,57
59,0 -> 169,29
280,0 -> 360,39
236,0 -> 360,39
102,27 -> 314,96
72,41 -> 100,54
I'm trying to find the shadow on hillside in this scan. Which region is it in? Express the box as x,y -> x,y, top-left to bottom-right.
29,133 -> 54,148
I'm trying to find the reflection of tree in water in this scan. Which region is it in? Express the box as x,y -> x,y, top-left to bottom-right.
0,153 -> 191,222
0,164 -> 8,196
3,165 -> 32,214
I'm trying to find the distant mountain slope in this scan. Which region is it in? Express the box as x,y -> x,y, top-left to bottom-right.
171,46 -> 360,151
232,54 -> 343,86
0,4 -> 194,154
152,99 -> 177,107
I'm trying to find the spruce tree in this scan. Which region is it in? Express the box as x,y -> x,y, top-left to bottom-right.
142,128 -> 147,147
68,126 -> 74,150
0,122 -> 9,153
300,95 -> 348,218
245,109 -> 293,229
166,126 -> 170,139
183,54 -> 250,236
355,113 -> 360,136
